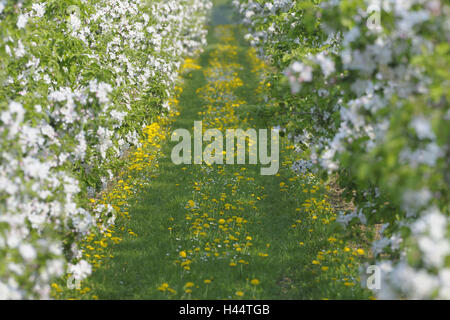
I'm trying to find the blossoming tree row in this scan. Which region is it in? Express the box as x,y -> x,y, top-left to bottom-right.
0,0 -> 212,298
233,0 -> 449,299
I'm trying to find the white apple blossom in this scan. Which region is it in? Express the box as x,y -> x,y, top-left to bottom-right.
67,260 -> 92,281
31,3 -> 46,18
16,14 -> 28,29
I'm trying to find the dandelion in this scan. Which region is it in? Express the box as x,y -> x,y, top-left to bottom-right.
187,200 -> 195,208
344,282 -> 355,287
157,283 -> 169,292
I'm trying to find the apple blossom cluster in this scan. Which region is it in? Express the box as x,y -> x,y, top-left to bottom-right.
234,0 -> 449,299
0,0 -> 212,299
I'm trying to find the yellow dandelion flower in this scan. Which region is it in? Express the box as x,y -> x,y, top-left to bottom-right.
344,282 -> 355,286
157,283 -> 169,292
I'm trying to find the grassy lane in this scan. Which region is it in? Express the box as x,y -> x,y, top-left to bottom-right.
82,6 -> 371,300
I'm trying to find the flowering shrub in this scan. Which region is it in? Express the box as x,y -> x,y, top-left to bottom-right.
234,0 -> 449,299
0,0 -> 212,299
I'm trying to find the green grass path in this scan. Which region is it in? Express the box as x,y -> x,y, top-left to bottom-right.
85,5 -> 370,300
